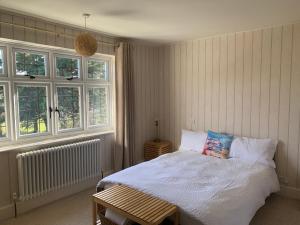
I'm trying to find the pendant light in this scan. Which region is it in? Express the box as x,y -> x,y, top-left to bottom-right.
74,13 -> 98,56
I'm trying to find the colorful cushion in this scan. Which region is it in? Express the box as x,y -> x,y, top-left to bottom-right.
203,130 -> 233,159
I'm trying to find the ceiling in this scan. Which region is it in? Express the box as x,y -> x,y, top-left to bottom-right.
0,0 -> 300,41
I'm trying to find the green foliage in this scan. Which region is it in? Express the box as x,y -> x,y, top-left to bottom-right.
18,86 -> 48,135
88,60 -> 106,80
0,49 -> 4,74
0,59 -> 3,74
15,52 -> 46,76
57,87 -> 80,130
56,57 -> 79,78
0,86 -> 6,137
88,87 -> 107,126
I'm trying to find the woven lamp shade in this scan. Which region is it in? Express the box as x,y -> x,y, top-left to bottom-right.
74,32 -> 98,56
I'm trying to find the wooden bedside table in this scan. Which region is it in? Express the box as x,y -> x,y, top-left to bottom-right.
144,140 -> 172,160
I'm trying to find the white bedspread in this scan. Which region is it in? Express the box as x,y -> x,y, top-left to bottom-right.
97,150 -> 280,225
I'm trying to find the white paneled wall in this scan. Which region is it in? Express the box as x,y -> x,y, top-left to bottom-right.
158,23 -> 300,190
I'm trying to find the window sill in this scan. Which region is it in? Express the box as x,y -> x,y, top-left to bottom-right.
0,130 -> 115,153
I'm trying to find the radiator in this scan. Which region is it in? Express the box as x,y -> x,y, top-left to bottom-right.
16,139 -> 102,201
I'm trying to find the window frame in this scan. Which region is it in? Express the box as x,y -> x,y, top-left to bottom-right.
54,83 -> 84,134
14,82 -> 52,139
12,47 -> 50,79
0,40 -> 115,146
54,53 -> 82,81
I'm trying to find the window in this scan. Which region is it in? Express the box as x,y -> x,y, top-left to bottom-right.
0,42 -> 114,144
16,85 -> 49,137
87,87 -> 108,127
14,49 -> 47,77
0,48 -> 5,75
0,85 -> 7,138
55,55 -> 80,79
56,86 -> 81,131
88,59 -> 108,80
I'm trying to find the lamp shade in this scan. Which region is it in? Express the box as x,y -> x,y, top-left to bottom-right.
74,32 -> 98,56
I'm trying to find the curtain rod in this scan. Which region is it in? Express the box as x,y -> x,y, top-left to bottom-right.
0,21 -> 118,47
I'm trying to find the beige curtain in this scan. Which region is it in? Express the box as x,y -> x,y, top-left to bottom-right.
114,42 -> 135,171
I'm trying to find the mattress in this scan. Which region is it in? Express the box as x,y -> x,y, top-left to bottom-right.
97,150 -> 280,225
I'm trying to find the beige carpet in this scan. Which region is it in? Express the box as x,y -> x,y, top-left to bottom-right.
1,189 -> 300,225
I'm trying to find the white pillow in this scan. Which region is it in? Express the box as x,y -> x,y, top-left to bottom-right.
179,130 -> 207,153
229,137 -> 278,168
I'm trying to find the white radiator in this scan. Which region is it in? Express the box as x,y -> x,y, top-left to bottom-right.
16,139 -> 102,201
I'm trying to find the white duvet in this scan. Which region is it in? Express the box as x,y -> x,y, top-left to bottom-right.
97,150 -> 280,225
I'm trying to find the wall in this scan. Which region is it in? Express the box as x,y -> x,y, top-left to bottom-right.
157,23 -> 300,196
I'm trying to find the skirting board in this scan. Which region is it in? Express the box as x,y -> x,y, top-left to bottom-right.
278,185 -> 300,200
16,169 -> 114,216
0,204 -> 14,221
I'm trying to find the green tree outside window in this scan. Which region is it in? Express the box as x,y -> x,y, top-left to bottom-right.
0,86 -> 6,137
15,52 -> 46,76
56,57 -> 79,78
0,49 -> 4,74
88,60 -> 107,80
17,86 -> 48,135
57,87 -> 80,130
88,87 -> 108,126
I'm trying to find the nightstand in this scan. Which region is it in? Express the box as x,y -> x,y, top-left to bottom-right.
144,140 -> 172,160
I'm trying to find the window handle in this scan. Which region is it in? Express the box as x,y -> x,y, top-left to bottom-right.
55,107 -> 61,118
66,76 -> 78,81
49,107 -> 53,119
24,74 -> 36,79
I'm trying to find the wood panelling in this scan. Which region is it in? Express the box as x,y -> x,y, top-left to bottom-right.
132,45 -> 160,163
158,23 -> 300,189
0,9 -> 117,54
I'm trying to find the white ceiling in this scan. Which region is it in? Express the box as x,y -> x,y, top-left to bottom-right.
0,0 -> 300,41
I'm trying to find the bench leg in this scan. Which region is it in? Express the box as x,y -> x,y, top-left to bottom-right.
92,202 -> 97,225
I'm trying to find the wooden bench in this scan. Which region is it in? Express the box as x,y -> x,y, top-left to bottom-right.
92,185 -> 179,225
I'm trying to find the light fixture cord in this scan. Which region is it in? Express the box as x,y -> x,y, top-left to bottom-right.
82,13 -> 90,32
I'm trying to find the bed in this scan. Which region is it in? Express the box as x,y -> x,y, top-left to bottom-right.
97,149 -> 280,225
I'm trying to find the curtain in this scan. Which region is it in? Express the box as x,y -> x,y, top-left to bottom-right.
114,42 -> 135,171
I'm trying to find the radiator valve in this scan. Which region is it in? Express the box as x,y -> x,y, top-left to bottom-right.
12,192 -> 17,201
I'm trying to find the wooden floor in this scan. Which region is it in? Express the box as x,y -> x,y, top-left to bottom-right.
1,189 -> 300,225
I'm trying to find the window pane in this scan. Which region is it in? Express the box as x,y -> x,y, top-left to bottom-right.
0,49 -> 4,75
0,86 -> 7,138
17,86 -> 48,136
15,51 -> 46,76
88,87 -> 108,126
57,87 -> 80,130
88,60 -> 107,80
56,57 -> 80,78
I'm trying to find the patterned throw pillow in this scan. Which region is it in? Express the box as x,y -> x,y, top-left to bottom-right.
203,130 -> 233,159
